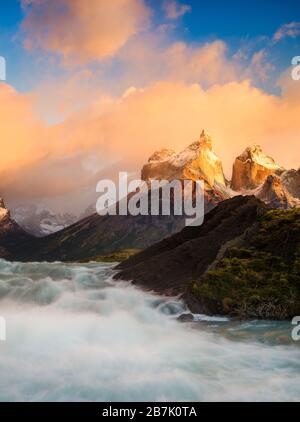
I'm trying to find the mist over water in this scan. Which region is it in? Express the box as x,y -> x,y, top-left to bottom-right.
0,260 -> 299,402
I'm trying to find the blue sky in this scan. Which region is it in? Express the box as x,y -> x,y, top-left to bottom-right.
182,0 -> 300,39
0,0 -> 300,93
2,0 -> 299,34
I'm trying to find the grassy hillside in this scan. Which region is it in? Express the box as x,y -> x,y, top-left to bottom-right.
190,209 -> 300,319
80,249 -> 142,263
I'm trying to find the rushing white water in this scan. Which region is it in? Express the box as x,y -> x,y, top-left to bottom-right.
0,259 -> 299,402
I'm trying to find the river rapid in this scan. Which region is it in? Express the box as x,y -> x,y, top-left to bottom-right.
0,260 -> 299,402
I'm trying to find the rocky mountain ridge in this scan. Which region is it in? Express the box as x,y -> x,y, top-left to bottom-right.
142,131 -> 300,210
11,204 -> 77,237
0,130 -> 299,261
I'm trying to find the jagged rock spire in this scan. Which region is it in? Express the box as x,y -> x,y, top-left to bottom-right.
0,197 -> 9,221
199,129 -> 210,140
256,175 -> 300,209
142,130 -> 226,187
231,144 -> 283,191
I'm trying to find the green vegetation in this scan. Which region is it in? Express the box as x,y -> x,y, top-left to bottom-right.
80,249 -> 142,263
190,209 -> 300,319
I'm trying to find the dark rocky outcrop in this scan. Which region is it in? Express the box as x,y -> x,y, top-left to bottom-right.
116,196 -> 267,294
116,196 -> 300,320
0,198 -> 34,260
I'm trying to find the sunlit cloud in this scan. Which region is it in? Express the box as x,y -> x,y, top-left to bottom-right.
273,21 -> 300,42
1,74 -> 300,208
162,1 -> 191,20
250,49 -> 275,81
21,0 -> 151,66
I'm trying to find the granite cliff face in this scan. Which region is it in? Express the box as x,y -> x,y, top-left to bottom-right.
142,130 -> 226,187
281,168 -> 300,199
141,130 -> 230,214
255,175 -> 300,209
231,145 -> 283,191
230,145 -> 299,209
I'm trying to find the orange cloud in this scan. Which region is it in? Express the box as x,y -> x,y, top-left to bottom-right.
21,0 -> 151,65
118,39 -> 240,89
1,74 -> 300,210
0,84 -> 47,182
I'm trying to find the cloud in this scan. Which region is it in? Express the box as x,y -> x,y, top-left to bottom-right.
1,75 -> 300,211
162,1 -> 191,20
118,39 -> 240,89
21,0 -> 151,66
2,5 -> 300,211
0,84 -> 47,183
273,22 -> 300,42
250,49 -> 275,81
30,38 -> 242,123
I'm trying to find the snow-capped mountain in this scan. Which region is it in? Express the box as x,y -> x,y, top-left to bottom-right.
142,132 -> 300,211
142,130 -> 226,187
11,204 -> 77,237
141,130 -> 231,211
1,129 -> 299,262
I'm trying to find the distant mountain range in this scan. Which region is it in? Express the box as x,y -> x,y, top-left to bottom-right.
0,130 -> 299,261
11,204 -> 78,237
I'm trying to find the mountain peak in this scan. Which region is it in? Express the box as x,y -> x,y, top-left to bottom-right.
241,144 -> 281,169
0,198 -> 9,221
199,129 -> 212,147
185,130 -> 212,153
256,175 -> 300,209
231,144 -> 283,191
142,131 -> 226,188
